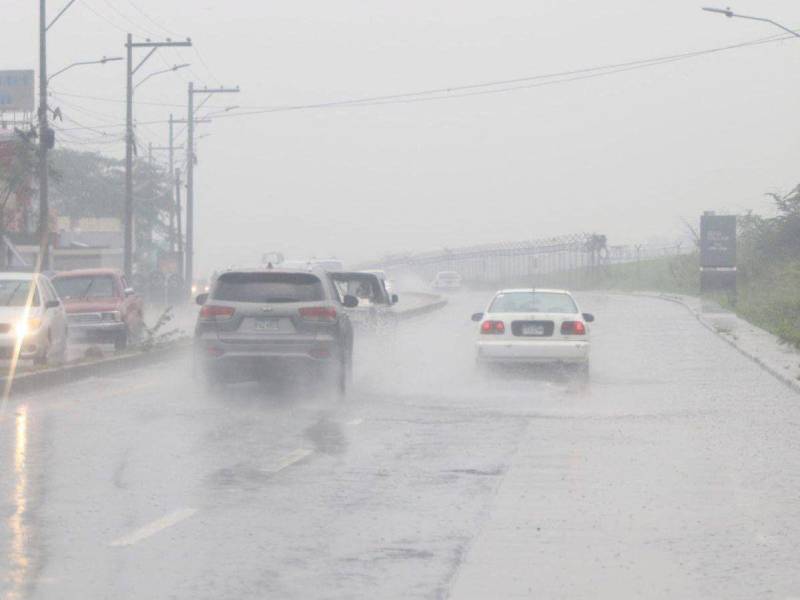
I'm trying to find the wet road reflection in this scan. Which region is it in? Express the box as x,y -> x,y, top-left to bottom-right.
6,405 -> 28,600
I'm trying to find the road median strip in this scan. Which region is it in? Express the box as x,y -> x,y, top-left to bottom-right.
2,337 -> 190,397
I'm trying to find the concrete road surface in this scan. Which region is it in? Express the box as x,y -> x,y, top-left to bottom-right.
1,292 -> 799,599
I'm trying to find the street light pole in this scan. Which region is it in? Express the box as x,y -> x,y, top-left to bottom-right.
702,7 -> 800,39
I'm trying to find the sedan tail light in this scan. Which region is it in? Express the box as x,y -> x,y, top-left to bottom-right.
561,320 -> 586,335
199,305 -> 235,320
480,320 -> 505,334
299,306 -> 337,321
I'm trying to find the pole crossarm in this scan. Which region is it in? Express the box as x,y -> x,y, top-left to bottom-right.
129,38 -> 192,75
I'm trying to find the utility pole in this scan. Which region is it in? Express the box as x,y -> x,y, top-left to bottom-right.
175,167 -> 183,272
185,83 -> 239,288
38,0 -> 50,271
168,115 -> 175,251
147,116 -> 186,252
124,35 -> 191,280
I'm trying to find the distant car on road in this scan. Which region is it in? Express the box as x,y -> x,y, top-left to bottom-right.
52,268 -> 144,350
471,288 -> 594,376
0,272 -> 68,366
432,271 -> 463,291
194,267 -> 356,393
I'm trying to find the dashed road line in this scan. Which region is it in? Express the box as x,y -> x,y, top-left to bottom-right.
267,448 -> 314,473
110,507 -> 198,547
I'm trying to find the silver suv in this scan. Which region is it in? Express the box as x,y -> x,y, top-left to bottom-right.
193,268 -> 356,393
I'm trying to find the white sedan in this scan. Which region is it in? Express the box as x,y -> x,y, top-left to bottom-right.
0,272 -> 69,366
472,288 -> 593,374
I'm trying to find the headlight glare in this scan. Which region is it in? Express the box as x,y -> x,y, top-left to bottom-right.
15,318 -> 41,338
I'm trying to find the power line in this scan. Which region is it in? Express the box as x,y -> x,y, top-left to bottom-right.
103,0 -> 157,37
80,0 -> 129,33
125,0 -> 178,36
50,29 -> 800,132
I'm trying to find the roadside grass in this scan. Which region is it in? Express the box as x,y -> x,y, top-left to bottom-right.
584,253 -> 800,349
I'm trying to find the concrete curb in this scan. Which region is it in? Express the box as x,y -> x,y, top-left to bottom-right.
3,339 -> 190,397
634,292 -> 800,395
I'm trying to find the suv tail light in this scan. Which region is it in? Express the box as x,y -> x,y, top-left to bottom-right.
199,305 -> 235,320
561,320 -> 586,335
480,320 -> 505,334
299,306 -> 337,321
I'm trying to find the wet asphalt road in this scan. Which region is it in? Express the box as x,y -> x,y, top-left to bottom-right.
1,292 -> 800,599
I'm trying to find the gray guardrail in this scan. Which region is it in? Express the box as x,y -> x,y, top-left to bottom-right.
395,292 -> 448,320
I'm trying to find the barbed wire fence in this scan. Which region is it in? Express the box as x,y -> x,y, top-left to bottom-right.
372,234 -> 693,288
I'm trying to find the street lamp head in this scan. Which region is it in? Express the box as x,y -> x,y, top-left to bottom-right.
702,6 -> 735,18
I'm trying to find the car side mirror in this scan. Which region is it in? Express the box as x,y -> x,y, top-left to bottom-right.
196,293 -> 209,306
46,299 -> 60,309
124,287 -> 135,297
343,294 -> 359,308
391,294 -> 399,304
582,313 -> 595,323
471,312 -> 483,322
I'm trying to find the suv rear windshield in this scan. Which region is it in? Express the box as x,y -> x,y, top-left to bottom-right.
489,291 -> 578,314
213,272 -> 325,303
53,275 -> 116,299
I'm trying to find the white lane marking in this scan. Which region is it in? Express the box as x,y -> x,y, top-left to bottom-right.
110,507 -> 197,547
267,448 -> 313,473
346,418 -> 363,426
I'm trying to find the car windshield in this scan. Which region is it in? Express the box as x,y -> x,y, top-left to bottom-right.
213,272 -> 324,303
0,280 -> 39,307
53,275 -> 116,299
489,291 -> 578,314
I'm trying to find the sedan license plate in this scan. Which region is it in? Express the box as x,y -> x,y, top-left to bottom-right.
522,324 -> 545,336
254,318 -> 279,332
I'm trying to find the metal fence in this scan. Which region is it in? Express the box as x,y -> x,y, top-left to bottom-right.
374,234 -> 691,288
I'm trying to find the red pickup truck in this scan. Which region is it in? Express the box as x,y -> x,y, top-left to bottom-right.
51,268 -> 144,350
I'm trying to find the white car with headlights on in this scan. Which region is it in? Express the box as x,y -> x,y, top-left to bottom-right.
0,273 -> 68,366
472,288 -> 593,375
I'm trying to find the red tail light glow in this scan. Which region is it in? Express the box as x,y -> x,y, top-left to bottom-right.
561,320 -> 586,335
481,320 -> 505,334
299,306 -> 337,321
199,305 -> 235,320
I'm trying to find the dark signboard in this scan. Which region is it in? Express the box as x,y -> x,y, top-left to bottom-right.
700,214 -> 736,268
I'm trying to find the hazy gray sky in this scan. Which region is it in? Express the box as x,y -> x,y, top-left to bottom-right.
5,1 -> 800,273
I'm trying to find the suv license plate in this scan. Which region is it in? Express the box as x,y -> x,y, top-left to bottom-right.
522,324 -> 545,336
254,318 -> 279,331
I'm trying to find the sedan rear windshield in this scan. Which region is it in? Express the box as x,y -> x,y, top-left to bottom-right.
489,291 -> 578,314
213,272 -> 325,303
53,275 -> 116,299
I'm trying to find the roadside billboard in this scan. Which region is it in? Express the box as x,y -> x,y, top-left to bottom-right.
700,214 -> 736,268
0,70 -> 35,112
